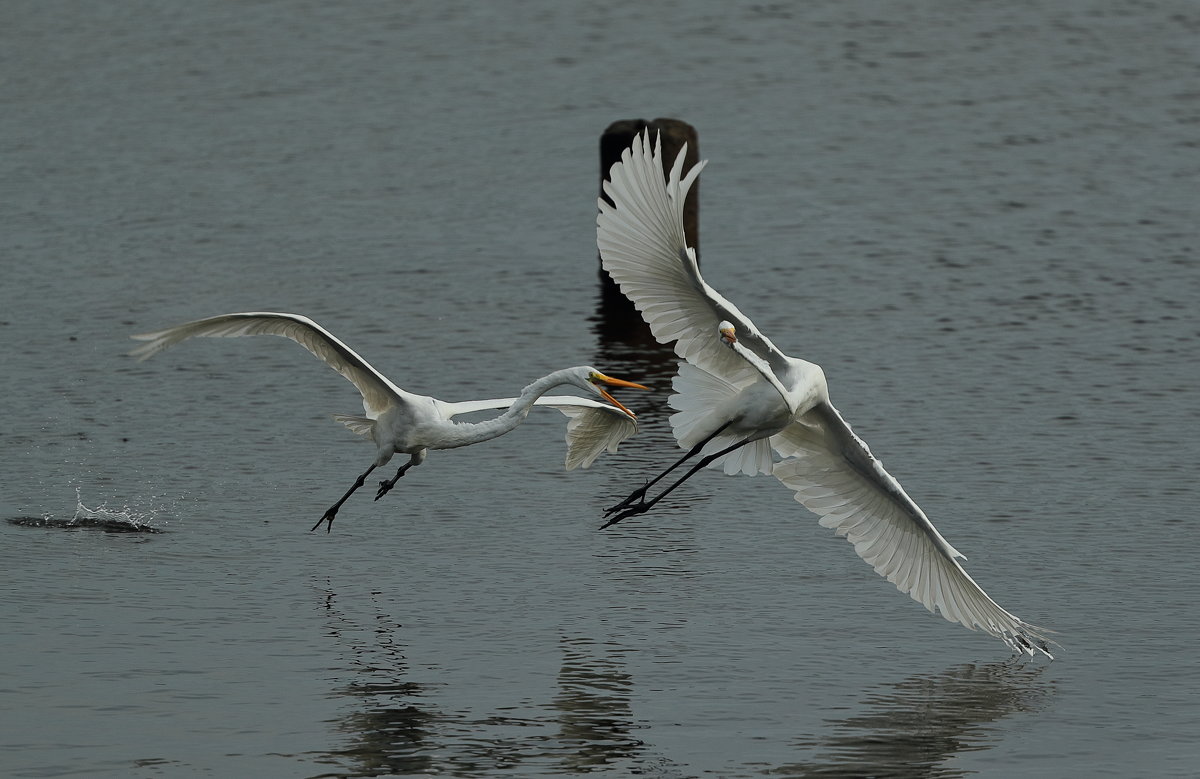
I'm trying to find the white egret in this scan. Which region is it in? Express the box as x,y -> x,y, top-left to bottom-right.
596,132 -> 1053,657
130,312 -> 648,532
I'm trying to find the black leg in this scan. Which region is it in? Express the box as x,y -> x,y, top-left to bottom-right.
375,460 -> 414,501
605,422 -> 732,515
601,437 -> 754,529
311,464 -> 377,533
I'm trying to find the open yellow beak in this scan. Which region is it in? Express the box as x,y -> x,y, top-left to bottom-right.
593,372 -> 650,418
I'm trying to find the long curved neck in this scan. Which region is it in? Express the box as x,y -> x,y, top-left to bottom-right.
730,341 -> 793,407
443,368 -> 580,448
730,341 -> 826,417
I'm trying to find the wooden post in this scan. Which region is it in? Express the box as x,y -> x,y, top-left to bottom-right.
596,118 -> 699,337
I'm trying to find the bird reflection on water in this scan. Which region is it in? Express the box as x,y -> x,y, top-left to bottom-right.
311,571 -> 1052,777
776,661 -> 1054,778
314,581 -> 436,777
313,581 -> 649,777
547,636 -> 642,774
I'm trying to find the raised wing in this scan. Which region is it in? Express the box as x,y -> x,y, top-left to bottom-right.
597,131 -> 790,380
770,401 -> 1054,657
439,396 -> 638,470
130,312 -> 414,418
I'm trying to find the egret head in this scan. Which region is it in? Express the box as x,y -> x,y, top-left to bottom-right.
581,368 -> 649,418
718,321 -> 737,347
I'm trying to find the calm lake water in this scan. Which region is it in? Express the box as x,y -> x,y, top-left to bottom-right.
3,2 -> 1198,777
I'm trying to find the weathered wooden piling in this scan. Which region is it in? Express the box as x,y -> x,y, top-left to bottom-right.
596,118 -> 699,338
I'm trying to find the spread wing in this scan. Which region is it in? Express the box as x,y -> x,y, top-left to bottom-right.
130,311 -> 416,418
770,400 -> 1054,656
597,130 -> 790,382
439,396 -> 638,470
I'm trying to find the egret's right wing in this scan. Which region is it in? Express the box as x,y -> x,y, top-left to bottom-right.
441,396 -> 638,470
130,312 -> 413,418
770,400 -> 1054,657
597,131 -> 788,381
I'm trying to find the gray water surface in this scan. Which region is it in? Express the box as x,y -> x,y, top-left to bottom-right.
3,2 -> 1198,777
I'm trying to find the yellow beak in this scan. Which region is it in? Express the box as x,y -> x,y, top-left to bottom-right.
593,372 -> 650,418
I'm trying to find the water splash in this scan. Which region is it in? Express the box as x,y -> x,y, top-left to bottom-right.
72,487 -> 164,530
7,487 -> 166,533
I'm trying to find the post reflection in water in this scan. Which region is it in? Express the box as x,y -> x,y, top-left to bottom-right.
590,292 -> 685,476
315,580 -> 439,777
776,661 -> 1055,778
314,578 -> 646,776
548,635 -> 642,773
590,292 -> 680,397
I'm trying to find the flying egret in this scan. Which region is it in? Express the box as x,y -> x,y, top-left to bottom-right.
130,312 -> 648,532
596,132 -> 1053,657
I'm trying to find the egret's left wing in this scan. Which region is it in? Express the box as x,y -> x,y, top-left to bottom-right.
770,400 -> 1054,657
597,131 -> 789,382
440,396 -> 638,470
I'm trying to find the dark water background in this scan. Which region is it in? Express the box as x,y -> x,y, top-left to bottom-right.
3,2 -> 1197,777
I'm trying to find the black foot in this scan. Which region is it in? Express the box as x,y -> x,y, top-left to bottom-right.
605,484 -> 649,516
600,501 -> 652,530
375,480 -> 393,501
311,509 -> 337,534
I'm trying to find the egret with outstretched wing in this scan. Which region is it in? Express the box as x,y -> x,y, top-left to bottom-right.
596,132 -> 1053,657
131,312 -> 647,532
